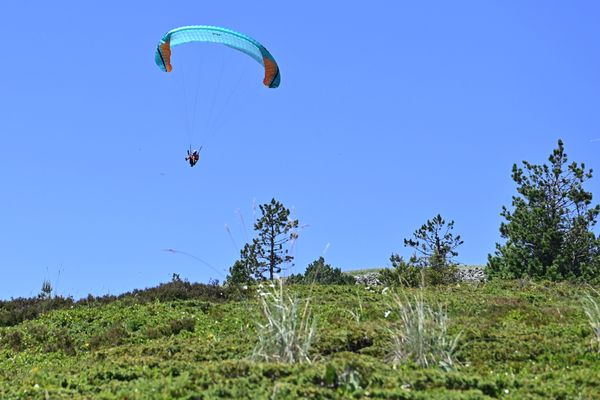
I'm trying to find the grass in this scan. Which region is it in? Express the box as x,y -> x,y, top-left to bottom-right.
582,289 -> 600,353
0,279 -> 599,399
252,280 -> 316,363
385,291 -> 460,371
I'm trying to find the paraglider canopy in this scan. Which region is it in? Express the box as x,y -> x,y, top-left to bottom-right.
155,25 -> 280,88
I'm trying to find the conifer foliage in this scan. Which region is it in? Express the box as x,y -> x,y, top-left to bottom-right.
228,198 -> 299,282
487,140 -> 600,281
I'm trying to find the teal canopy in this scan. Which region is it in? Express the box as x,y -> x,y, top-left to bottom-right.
155,25 -> 280,88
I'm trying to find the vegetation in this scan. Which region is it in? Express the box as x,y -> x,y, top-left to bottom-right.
287,257 -> 355,285
252,280 -> 316,363
0,278 -> 236,328
382,214 -> 462,286
3,140 -> 600,398
1,280 -> 599,399
226,260 -> 256,286
386,292 -> 460,371
38,280 -> 53,300
228,198 -> 299,283
488,140 -> 600,282
582,290 -> 600,353
379,254 -> 422,287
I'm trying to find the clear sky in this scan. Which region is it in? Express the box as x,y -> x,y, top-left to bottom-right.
2,1 -> 600,299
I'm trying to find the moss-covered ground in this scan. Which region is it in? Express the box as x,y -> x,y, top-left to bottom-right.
1,280 -> 599,399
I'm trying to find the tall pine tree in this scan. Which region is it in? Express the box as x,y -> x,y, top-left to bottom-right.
236,198 -> 299,281
487,140 -> 600,281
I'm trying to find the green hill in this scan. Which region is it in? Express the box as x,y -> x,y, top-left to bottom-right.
1,280 -> 599,399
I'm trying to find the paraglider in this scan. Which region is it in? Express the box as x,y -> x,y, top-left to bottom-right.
155,25 -> 281,88
155,25 -> 280,167
185,147 -> 201,167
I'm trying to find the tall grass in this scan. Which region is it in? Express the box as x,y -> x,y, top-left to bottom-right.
252,279 -> 317,363
386,291 -> 460,371
581,291 -> 600,353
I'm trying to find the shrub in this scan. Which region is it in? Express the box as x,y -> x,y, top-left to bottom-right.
225,260 -> 256,286
426,263 -> 460,286
0,278 -> 235,328
379,255 -> 422,287
2,329 -> 24,352
380,255 -> 459,287
44,327 -> 76,355
287,257 -> 355,285
321,364 -> 365,393
116,280 -> 231,303
90,323 -> 130,349
144,317 -> 196,339
0,296 -> 74,327
28,324 -> 49,344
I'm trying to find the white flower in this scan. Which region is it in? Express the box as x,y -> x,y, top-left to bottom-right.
384,311 -> 391,318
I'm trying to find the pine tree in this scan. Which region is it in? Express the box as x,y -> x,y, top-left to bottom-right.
401,214 -> 463,284
487,140 -> 600,281
239,198 -> 299,281
404,214 -> 463,269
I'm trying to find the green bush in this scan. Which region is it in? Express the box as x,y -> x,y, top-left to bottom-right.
1,329 -> 24,352
0,296 -> 74,327
379,255 -> 459,287
379,255 -> 421,287
225,260 -> 256,286
144,317 -> 196,339
123,279 -> 231,303
44,327 -> 77,355
0,279 -> 234,328
90,323 -> 130,349
287,257 -> 355,285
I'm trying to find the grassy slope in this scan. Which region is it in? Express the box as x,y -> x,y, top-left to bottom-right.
0,281 -> 599,399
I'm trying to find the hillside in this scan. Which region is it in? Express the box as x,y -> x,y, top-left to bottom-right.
0,280 -> 599,399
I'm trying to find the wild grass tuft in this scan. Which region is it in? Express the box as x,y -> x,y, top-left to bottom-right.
581,290 -> 600,353
386,291 -> 460,371
252,279 -> 316,363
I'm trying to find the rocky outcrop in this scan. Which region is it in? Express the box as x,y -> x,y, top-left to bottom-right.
352,272 -> 383,286
351,266 -> 486,286
455,267 -> 486,282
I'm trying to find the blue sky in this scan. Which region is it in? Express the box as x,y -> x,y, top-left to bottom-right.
2,1 -> 600,299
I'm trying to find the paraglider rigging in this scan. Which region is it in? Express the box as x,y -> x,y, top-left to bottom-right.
154,25 -> 280,167
185,145 -> 201,167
